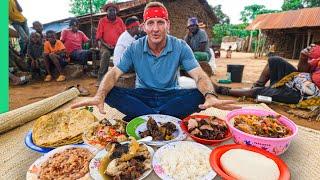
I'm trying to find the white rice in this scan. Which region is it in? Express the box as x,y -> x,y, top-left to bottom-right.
158,142 -> 211,180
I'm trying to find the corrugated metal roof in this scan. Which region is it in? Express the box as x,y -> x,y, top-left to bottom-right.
43,20 -> 70,33
246,7 -> 320,30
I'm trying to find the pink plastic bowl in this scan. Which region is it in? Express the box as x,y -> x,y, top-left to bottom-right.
226,109 -> 298,155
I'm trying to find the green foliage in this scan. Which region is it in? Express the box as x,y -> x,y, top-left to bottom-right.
83,106 -> 94,112
304,0 -> 320,7
282,0 -> 320,11
240,4 -> 279,23
70,0 -> 107,16
282,0 -> 304,11
212,23 -> 257,44
211,5 -> 230,24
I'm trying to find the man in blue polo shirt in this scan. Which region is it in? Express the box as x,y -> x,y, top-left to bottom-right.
72,2 -> 238,120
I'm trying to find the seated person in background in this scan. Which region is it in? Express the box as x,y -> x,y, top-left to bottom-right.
135,25 -> 147,40
32,21 -> 45,40
60,18 -> 92,66
184,17 -> 211,62
214,43 -> 320,105
113,16 -> 141,66
9,0 -> 29,57
72,2 -> 238,121
226,45 -> 232,58
43,30 -> 67,82
9,45 -> 28,72
267,42 -> 276,57
27,32 -> 44,78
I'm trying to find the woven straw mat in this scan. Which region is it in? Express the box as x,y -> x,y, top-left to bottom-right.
0,101 -> 319,180
0,97 -> 125,180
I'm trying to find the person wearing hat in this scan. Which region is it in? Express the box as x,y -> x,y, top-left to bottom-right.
60,18 -> 91,66
184,17 -> 211,62
72,2 -> 239,121
113,16 -> 141,66
96,3 -> 126,85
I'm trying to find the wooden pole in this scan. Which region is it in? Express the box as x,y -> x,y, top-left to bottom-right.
292,34 -> 297,59
307,30 -> 311,46
301,34 -> 305,50
254,30 -> 261,58
247,30 -> 253,52
89,0 -> 94,47
260,34 -> 266,57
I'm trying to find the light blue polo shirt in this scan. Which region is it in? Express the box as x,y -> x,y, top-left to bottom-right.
117,35 -> 199,91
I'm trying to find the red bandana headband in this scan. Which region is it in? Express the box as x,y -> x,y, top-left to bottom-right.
126,21 -> 140,29
143,6 -> 168,22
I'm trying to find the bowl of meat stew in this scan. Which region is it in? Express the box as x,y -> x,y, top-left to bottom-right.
226,109 -> 298,155
180,115 -> 232,145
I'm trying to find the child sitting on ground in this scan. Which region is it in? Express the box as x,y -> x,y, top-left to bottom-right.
27,32 -> 45,78
43,30 -> 67,82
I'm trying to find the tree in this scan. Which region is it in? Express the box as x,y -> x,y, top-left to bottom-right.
282,0 -> 304,11
70,0 -> 107,16
240,4 -> 279,23
211,5 -> 230,24
282,0 -> 320,11
212,23 -> 256,44
303,0 -> 320,7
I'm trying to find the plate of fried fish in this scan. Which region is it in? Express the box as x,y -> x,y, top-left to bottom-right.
89,138 -> 154,180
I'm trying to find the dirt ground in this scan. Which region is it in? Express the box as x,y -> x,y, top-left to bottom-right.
9,52 -> 320,130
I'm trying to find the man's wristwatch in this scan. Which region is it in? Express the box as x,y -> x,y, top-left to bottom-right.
204,90 -> 218,98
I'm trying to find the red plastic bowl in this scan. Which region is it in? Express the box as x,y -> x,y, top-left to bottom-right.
210,144 -> 290,180
180,115 -> 232,145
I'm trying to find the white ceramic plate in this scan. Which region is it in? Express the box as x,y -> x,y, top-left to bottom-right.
152,141 -> 217,180
126,114 -> 187,146
26,144 -> 99,180
89,144 -> 154,180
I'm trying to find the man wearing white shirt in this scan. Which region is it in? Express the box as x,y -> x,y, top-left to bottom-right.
113,16 -> 141,66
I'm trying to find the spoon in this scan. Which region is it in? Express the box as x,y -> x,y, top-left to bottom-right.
121,136 -> 153,144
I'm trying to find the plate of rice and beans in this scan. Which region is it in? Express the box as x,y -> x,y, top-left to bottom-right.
26,144 -> 98,180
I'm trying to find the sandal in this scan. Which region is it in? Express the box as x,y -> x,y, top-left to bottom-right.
44,75 -> 52,82
66,84 -> 90,96
56,75 -> 66,82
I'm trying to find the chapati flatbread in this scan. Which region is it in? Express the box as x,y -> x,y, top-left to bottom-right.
220,149 -> 280,180
32,109 -> 97,148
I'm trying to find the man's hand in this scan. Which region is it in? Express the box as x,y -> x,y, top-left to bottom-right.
300,48 -> 310,57
100,40 -> 114,49
198,96 -> 240,110
71,95 -> 106,114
